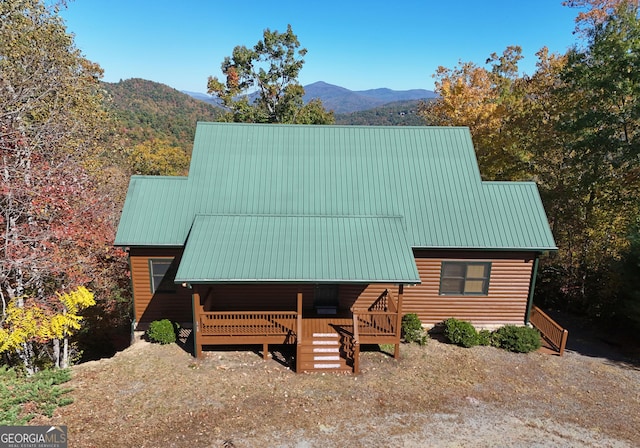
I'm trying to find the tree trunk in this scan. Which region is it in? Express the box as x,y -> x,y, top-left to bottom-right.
53,338 -> 61,368
62,337 -> 69,369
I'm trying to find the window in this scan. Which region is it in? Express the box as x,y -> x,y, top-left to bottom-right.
149,258 -> 175,293
439,261 -> 491,295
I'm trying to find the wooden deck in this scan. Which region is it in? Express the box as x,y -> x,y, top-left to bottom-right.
301,315 -> 353,339
192,288 -> 403,372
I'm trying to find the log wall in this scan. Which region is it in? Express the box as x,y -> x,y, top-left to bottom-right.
129,247 -> 193,330
351,250 -> 536,327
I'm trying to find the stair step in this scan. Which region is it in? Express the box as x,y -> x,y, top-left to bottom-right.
313,347 -> 339,353
312,333 -> 338,338
313,363 -> 342,369
297,359 -> 352,373
314,355 -> 340,361
312,340 -> 339,345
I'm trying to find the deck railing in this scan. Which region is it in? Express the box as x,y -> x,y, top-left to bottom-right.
368,289 -> 397,313
351,289 -> 399,337
529,305 -> 569,356
353,311 -> 398,336
199,311 -> 297,338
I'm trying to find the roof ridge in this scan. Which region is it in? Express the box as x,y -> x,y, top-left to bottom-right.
193,213 -> 405,219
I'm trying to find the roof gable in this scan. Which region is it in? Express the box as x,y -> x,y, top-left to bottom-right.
115,123 -> 556,252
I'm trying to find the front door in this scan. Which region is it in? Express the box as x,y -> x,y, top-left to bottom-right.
313,284 -> 339,315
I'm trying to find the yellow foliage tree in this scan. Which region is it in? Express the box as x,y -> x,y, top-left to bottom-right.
0,286 -> 95,371
0,302 -> 47,355
127,138 -> 190,176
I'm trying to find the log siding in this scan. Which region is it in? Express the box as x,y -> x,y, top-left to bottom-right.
129,248 -> 536,332
129,247 -> 192,330
347,251 -> 536,327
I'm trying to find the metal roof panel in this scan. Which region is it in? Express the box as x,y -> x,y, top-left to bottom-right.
175,215 -> 421,283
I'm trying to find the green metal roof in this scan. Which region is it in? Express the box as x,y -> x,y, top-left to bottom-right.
115,123 -> 556,260
175,215 -> 420,283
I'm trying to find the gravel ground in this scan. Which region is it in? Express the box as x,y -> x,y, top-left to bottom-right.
34,327 -> 640,448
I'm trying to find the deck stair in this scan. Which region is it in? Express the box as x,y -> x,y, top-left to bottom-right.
297,329 -> 352,373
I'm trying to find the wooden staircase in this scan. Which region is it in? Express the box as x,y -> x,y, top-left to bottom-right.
297,331 -> 352,373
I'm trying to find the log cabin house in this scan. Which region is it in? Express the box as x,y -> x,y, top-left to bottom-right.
115,123 -> 557,373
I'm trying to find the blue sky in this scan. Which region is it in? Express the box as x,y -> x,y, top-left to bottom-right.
61,1 -> 581,93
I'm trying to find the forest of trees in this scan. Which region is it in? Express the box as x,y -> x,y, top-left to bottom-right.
1,0 -> 639,373
420,0 -> 640,335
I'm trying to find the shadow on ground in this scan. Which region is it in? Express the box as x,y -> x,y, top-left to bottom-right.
545,309 -> 640,369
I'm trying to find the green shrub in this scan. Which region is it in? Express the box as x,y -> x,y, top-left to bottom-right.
477,329 -> 493,346
493,325 -> 541,353
147,319 -> 176,344
401,313 -> 428,346
443,318 -> 479,347
0,367 -> 73,425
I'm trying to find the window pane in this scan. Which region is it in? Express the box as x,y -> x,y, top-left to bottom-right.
150,259 -> 173,293
466,264 -> 487,278
442,263 -> 465,277
464,279 -> 486,294
152,260 -> 171,277
441,278 -> 464,294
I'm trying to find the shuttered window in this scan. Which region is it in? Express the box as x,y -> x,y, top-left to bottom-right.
439,262 -> 491,295
149,258 -> 175,293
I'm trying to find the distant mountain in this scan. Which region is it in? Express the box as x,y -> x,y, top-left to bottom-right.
181,91 -> 222,107
183,81 -> 436,114
303,81 -> 436,113
104,79 -> 222,153
334,99 -> 431,126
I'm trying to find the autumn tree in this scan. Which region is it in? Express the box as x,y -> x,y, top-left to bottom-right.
0,0 -> 130,371
0,286 -> 95,370
563,0 -> 640,35
127,139 -> 190,176
207,25 -> 334,124
549,1 -> 640,315
419,46 -> 529,180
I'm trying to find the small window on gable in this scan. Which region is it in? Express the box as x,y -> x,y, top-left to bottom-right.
149,258 -> 175,293
439,261 -> 491,295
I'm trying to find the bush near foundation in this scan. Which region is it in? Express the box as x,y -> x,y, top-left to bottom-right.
443,318 -> 479,347
442,318 -> 541,353
492,325 -> 541,353
401,313 -> 429,346
147,319 -> 176,344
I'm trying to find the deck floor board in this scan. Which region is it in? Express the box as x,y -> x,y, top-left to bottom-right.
302,317 -> 352,339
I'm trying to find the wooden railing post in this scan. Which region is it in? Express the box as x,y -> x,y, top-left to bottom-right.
296,292 -> 303,372
394,285 -> 404,359
296,292 -> 303,343
559,329 -> 569,357
192,288 -> 203,359
352,311 -> 360,374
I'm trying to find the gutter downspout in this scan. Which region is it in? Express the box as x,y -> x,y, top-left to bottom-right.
524,255 -> 540,324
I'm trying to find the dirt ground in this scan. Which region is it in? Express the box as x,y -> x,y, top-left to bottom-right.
35,322 -> 640,448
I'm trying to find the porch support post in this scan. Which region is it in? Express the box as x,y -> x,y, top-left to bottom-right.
296,291 -> 303,373
192,287 -> 203,359
394,284 -> 404,360
262,343 -> 269,360
352,310 -> 360,374
524,255 -> 540,325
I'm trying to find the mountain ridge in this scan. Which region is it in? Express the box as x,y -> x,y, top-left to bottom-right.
182,80 -> 435,114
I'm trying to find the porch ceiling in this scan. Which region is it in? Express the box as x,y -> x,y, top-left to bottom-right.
175,214 -> 420,284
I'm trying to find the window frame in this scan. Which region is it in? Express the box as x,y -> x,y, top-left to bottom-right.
149,258 -> 176,294
439,261 -> 491,296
